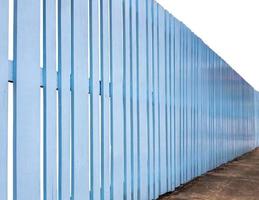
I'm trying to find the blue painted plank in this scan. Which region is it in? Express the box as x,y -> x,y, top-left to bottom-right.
0,0 -> 8,199
187,29 -> 191,181
136,0 -> 141,198
147,0 -> 154,198
130,0 -> 138,199
71,0 -> 89,199
214,55 -> 218,166
138,0 -> 148,199
180,25 -> 184,183
217,57 -> 221,165
174,19 -> 181,188
191,35 -> 194,177
200,40 -> 204,174
182,26 -> 186,182
186,19 -> 193,191
13,0 -> 41,199
58,0 -> 71,198
201,42 -> 206,173
186,27 -> 190,182
208,49 -> 212,170
206,44 -> 209,172
190,33 -> 194,179
156,5 -> 162,194
110,1 -> 124,199
192,35 -> 196,178
180,23 -> 184,183
158,5 -> 167,194
197,37 -> 202,174
170,16 -> 176,190
123,0 -> 132,198
165,12 -> 170,191
100,0 -> 111,199
153,2 -> 160,198
194,36 -> 199,177
192,32 -> 196,179
183,26 -> 187,183
207,49 -> 210,170
186,28 -> 191,182
192,33 -> 195,179
89,1 -> 101,200
206,47 -> 210,171
43,0 -> 57,199
179,23 -> 183,183
189,29 -> 193,180
212,53 -> 215,167
197,37 -> 200,175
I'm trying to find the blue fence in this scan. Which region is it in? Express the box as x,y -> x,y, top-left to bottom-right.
0,0 -> 259,200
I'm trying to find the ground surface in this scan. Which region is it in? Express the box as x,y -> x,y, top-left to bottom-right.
159,148 -> 259,200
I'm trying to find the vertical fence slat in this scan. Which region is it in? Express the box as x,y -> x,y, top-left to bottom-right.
193,36 -> 198,177
130,0 -> 138,198
179,23 -> 184,184
170,16 -> 175,190
136,0 -> 141,197
165,12 -> 170,191
13,0 -> 41,199
0,0 -> 8,199
71,0 -> 89,199
153,2 -> 160,198
167,14 -> 171,189
100,0 -> 110,199
174,18 -> 181,188
147,0 -> 154,198
184,25 -> 188,181
124,0 -> 132,198
181,25 -> 185,183
43,0 -> 57,198
190,30 -> 194,180
58,0 -> 71,198
157,4 -> 162,194
158,6 -> 167,194
197,38 -> 201,175
139,0 -> 148,198
110,1 -> 124,199
199,39 -> 203,175
181,26 -> 185,183
89,1 -> 101,200
188,28 -> 191,180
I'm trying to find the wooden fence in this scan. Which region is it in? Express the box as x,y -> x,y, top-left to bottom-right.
0,0 -> 258,199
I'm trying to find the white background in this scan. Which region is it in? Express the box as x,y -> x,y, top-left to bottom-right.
157,0 -> 259,91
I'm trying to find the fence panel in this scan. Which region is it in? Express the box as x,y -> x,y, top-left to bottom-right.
0,0 -> 259,200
